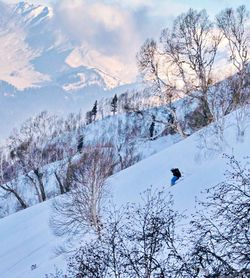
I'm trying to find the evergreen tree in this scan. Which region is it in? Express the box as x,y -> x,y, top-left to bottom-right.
149,115 -> 156,139
111,94 -> 118,115
77,135 -> 84,153
91,100 -> 98,121
86,111 -> 93,125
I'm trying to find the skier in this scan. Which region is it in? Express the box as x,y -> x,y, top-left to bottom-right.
171,168 -> 181,186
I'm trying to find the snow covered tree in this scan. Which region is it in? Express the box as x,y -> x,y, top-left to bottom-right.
85,111 -> 93,125
149,115 -> 156,139
77,135 -> 84,153
91,100 -> 98,121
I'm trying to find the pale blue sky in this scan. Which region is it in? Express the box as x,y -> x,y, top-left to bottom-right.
2,0 -> 249,14
2,0 -> 249,48
2,1 -> 249,28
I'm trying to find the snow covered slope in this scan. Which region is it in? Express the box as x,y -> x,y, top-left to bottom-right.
0,112 -> 249,277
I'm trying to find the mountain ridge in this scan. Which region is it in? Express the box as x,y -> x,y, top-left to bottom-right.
0,1 -> 124,90
0,1 -> 140,141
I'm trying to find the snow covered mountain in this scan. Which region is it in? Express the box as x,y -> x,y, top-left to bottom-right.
0,1 -> 138,142
0,1 -> 126,90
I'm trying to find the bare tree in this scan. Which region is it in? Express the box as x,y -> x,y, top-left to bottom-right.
217,5 -> 250,141
161,9 -> 221,126
0,151 -> 27,210
9,140 -> 47,202
217,5 -> 249,109
195,82 -> 233,160
53,158 -> 74,195
137,39 -> 188,138
190,155 -> 250,277
67,189 -> 194,278
3,111 -> 68,203
111,118 -> 141,171
51,146 -> 116,237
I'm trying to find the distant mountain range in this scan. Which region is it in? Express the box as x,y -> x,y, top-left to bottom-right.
0,1 -> 130,90
0,1 -> 140,142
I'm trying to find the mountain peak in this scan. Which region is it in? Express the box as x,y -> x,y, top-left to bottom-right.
13,1 -> 53,26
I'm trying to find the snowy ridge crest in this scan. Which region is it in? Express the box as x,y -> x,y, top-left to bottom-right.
13,1 -> 53,27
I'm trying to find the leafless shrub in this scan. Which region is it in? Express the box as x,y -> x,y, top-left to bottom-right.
67,189 -> 192,278
190,155 -> 250,277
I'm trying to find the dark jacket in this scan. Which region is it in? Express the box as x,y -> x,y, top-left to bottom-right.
171,168 -> 181,178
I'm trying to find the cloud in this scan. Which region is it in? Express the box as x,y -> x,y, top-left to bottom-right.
108,0 -> 154,10
54,0 -> 141,57
6,0 -> 242,84
51,0 -> 191,83
53,0 -> 148,81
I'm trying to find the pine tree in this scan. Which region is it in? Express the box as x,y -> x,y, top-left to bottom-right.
149,122 -> 155,139
91,100 -> 97,121
86,111 -> 92,125
77,135 -> 84,153
149,115 -> 156,139
111,94 -> 118,115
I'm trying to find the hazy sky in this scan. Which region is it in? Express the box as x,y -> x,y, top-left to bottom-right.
1,0 -> 249,82
3,0 -> 249,41
3,0 -> 249,20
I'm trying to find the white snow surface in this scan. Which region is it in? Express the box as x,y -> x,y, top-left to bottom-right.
0,113 -> 249,277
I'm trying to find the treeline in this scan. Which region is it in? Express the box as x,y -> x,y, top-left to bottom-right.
0,103 -> 175,215
0,90 -> 194,215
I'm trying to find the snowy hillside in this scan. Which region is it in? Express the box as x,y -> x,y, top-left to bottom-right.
0,110 -> 249,278
0,3 -> 249,277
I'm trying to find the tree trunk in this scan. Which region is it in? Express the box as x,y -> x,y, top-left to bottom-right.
11,189 -> 28,209
54,171 -> 65,194
34,168 -> 46,201
200,96 -> 213,125
171,109 -> 189,138
26,174 -> 42,202
1,184 -> 27,209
